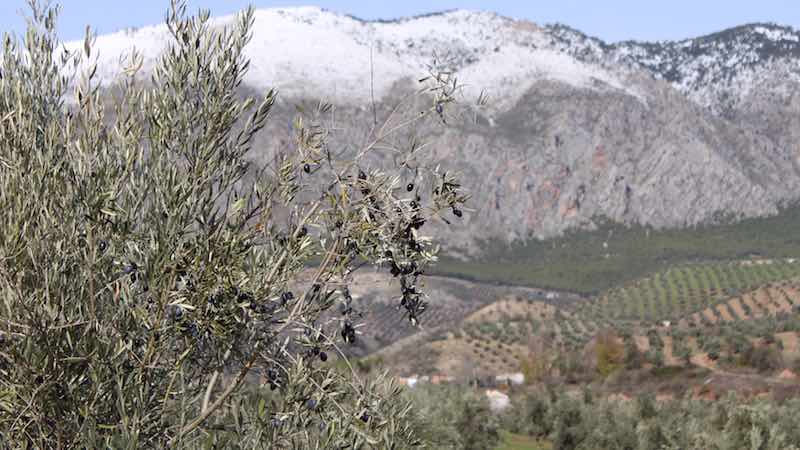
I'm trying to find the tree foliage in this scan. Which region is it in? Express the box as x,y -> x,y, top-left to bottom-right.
0,1 -> 470,447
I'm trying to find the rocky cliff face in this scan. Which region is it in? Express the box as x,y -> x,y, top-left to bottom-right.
67,8 -> 800,250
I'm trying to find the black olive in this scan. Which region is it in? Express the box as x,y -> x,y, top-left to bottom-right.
306,399 -> 318,410
303,163 -> 311,173
453,208 -> 463,218
298,226 -> 307,238
237,290 -> 253,303
280,291 -> 294,305
319,351 -> 328,362
311,346 -> 320,356
358,170 -> 367,180
98,240 -> 107,252
436,103 -> 443,114
169,305 -> 183,321
406,183 -> 414,192
360,412 -> 370,423
341,322 -> 356,344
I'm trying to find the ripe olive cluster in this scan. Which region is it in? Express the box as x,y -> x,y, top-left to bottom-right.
433,171 -> 464,218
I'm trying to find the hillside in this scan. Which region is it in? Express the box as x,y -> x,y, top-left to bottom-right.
364,262 -> 800,401
62,8 -> 800,253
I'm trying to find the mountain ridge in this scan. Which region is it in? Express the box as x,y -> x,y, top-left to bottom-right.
57,7 -> 800,249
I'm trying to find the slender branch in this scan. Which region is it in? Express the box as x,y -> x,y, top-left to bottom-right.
170,351 -> 257,446
201,348 -> 230,413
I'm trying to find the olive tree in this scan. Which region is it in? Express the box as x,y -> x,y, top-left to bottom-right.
0,1 -> 470,448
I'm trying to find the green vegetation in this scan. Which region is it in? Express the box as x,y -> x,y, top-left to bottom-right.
432,210 -> 800,294
395,374 -> 800,449
0,1 -> 471,447
405,384 -> 501,450
495,432 -> 551,450
498,387 -> 800,450
582,259 -> 800,321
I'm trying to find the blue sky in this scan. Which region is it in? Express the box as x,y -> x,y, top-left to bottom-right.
1,1 -> 798,43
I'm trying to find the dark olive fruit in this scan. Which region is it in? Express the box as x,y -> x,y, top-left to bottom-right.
303,163 -> 311,173
298,226 -> 308,238
360,412 -> 370,423
435,103 -> 443,114
319,351 -> 328,362
306,399 -> 318,410
452,208 -> 463,218
401,262 -> 417,275
98,240 -> 107,252
406,183 -> 414,192
341,322 -> 356,344
311,346 -> 320,356
358,170 -> 367,180
236,290 -> 254,303
280,291 -> 294,305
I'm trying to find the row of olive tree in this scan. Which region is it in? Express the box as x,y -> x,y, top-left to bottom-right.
501,386 -> 800,450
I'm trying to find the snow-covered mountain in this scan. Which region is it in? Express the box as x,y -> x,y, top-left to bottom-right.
67,8 -> 800,115
64,8 -> 646,108
550,22 -> 800,115
60,8 -> 800,248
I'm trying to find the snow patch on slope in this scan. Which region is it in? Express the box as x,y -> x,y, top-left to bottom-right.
61,7 -> 643,106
